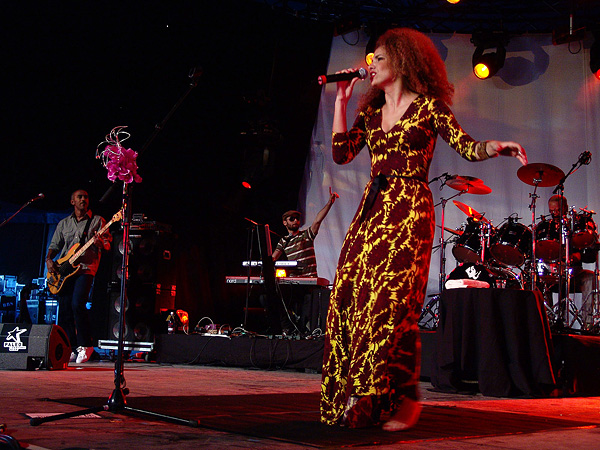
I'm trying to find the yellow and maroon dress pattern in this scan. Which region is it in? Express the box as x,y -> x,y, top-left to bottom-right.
321,95 -> 488,427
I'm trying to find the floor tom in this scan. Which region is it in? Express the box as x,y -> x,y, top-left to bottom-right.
572,212 -> 598,249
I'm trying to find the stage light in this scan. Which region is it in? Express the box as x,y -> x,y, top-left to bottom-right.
471,32 -> 508,80
242,181 -> 252,189
447,0 -> 460,3
176,309 -> 189,327
275,268 -> 287,278
591,30 -> 600,80
365,24 -> 384,65
166,309 -> 190,334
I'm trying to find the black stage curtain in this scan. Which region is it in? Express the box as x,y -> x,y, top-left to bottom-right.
430,288 -> 556,397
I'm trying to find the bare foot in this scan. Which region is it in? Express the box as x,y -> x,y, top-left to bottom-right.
382,398 -> 421,432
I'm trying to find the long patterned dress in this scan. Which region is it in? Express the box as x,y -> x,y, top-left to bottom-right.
320,95 -> 489,427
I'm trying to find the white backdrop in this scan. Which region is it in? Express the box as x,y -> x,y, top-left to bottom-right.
299,31 -> 600,297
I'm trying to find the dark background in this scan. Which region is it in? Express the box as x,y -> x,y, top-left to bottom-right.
1,1 -> 333,331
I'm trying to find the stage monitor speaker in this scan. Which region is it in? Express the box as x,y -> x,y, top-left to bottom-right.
0,323 -> 70,370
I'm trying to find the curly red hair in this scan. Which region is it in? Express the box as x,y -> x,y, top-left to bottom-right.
359,28 -> 454,112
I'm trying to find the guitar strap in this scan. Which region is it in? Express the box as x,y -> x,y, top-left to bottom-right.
79,215 -> 93,246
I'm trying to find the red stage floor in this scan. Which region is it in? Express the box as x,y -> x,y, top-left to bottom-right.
1,360 -> 600,449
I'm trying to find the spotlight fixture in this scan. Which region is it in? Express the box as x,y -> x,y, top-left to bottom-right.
471,32 -> 509,80
365,31 -> 377,65
591,29 -> 600,81
472,46 -> 506,79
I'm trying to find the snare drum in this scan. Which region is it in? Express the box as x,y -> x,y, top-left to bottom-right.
535,219 -> 561,261
447,262 -> 522,289
452,218 -> 490,264
490,221 -> 532,267
534,260 -> 563,285
572,211 -> 598,249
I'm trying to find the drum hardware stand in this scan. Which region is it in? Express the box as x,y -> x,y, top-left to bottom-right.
418,294 -> 440,330
551,152 -> 592,331
550,186 -> 572,332
592,249 -> 600,333
478,221 -> 493,265
421,173 -> 463,330
433,188 -> 467,293
527,179 -> 542,290
577,243 -> 600,334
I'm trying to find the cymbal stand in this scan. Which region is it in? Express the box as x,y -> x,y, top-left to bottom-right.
552,187 -> 578,330
527,180 -> 542,290
434,189 -> 467,293
552,153 -> 592,329
478,221 -> 492,265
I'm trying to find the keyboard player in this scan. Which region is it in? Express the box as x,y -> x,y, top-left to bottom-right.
271,188 -> 338,333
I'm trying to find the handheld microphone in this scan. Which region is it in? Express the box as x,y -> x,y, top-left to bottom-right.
578,151 -> 592,165
29,193 -> 44,203
317,68 -> 368,85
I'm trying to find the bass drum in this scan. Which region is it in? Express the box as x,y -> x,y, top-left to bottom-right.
447,262 -> 522,289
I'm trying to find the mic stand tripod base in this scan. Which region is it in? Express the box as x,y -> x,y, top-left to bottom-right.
30,387 -> 200,427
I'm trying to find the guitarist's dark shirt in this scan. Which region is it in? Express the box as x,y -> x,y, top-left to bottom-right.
48,210 -> 110,276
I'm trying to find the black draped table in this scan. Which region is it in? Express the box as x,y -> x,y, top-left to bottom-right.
430,288 -> 557,397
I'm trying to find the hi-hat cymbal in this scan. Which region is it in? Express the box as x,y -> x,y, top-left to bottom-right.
517,163 -> 565,187
446,176 -> 492,195
453,200 -> 490,223
451,175 -> 483,184
436,224 -> 463,236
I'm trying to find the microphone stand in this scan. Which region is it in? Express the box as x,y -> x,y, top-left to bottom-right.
551,154 -> 589,331
0,196 -> 43,228
242,217 -> 261,329
30,70 -> 203,428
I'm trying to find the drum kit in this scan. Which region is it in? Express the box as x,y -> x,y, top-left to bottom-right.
426,162 -> 600,334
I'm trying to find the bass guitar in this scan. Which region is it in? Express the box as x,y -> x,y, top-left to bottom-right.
47,211 -> 122,294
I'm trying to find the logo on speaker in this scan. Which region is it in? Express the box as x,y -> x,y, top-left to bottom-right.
4,326 -> 27,352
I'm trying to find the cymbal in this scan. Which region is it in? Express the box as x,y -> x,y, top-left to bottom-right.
517,163 -> 565,187
436,224 -> 463,236
453,200 -> 490,223
446,176 -> 492,195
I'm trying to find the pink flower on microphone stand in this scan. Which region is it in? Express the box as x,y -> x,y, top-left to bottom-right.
104,145 -> 142,183
96,126 -> 142,184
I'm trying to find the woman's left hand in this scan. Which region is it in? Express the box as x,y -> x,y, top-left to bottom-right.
487,141 -> 528,165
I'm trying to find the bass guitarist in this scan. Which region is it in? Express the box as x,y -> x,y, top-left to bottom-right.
45,189 -> 112,363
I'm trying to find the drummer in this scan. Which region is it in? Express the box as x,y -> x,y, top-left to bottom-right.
547,195 -> 595,329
